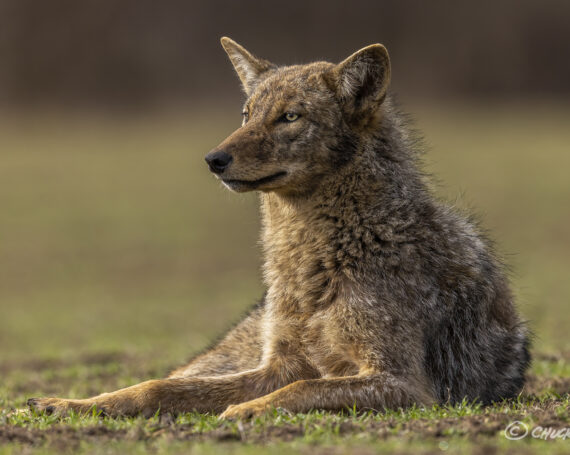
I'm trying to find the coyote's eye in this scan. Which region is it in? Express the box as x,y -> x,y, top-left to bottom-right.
283,112 -> 300,122
241,111 -> 249,125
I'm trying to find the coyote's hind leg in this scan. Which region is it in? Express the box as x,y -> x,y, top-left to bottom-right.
169,299 -> 265,378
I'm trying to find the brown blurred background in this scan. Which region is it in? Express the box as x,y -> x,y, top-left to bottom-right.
1,0 -> 569,108
0,0 -> 569,365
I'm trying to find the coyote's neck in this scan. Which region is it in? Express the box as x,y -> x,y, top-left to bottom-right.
260,191 -> 343,313
258,105 -> 431,312
259,145 -> 424,313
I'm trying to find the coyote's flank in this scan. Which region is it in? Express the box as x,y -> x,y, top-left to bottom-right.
29,37 -> 530,419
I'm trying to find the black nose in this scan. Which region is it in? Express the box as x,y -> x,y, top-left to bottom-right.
205,151 -> 233,174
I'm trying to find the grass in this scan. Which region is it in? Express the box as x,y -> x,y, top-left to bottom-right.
1,357 -> 569,455
1,351 -> 569,454
0,101 -> 568,453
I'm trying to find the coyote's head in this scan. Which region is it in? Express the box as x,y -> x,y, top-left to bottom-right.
205,37 -> 391,196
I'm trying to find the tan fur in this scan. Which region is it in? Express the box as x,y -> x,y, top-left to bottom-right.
28,37 -> 529,419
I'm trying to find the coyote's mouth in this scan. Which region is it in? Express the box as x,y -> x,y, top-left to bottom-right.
222,171 -> 287,191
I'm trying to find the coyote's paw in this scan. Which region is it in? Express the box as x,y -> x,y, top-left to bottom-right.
27,397 -> 105,417
219,399 -> 271,420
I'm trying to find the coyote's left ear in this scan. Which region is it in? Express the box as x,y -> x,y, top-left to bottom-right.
328,44 -> 391,116
221,37 -> 276,96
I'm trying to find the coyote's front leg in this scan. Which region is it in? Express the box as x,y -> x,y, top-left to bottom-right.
28,367 -> 294,417
220,373 -> 435,419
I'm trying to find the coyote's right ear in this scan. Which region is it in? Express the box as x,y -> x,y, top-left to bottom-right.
221,37 -> 276,96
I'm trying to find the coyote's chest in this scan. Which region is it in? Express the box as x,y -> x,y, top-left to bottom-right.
262,209 -> 337,310
260,193 -> 355,307
260,194 -> 373,377
263,283 -> 364,377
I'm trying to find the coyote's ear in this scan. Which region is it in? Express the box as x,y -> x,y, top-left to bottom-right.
220,37 -> 276,96
329,44 -> 391,116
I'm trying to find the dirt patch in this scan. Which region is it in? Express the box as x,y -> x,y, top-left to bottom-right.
524,374 -> 570,397
0,352 -> 134,375
0,425 -> 128,452
534,352 -> 570,363
1,351 -> 168,399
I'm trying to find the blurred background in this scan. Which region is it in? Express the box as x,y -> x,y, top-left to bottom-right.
1,0 -> 569,368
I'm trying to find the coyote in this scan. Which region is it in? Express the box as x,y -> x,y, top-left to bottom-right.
29,37 -> 530,419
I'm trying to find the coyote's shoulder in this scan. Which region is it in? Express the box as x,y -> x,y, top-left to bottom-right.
29,37 -> 530,419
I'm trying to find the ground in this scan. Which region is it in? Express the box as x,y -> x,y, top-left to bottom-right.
1,351 -> 569,454
0,102 -> 568,454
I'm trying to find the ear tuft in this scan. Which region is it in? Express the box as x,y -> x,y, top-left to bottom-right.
333,44 -> 391,112
220,37 -> 276,96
